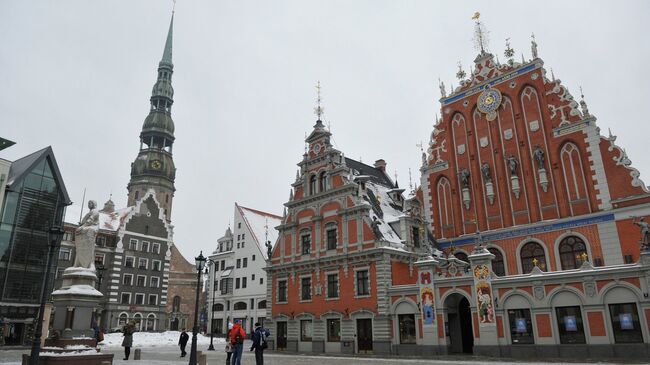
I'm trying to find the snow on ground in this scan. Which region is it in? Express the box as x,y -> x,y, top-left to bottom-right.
100,331 -> 224,348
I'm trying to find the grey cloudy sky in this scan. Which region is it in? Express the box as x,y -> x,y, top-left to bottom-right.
1,0 -> 649,260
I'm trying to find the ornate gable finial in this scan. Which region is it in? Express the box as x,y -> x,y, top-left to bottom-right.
472,12 -> 489,54
550,68 -> 555,81
504,38 -> 515,66
579,86 -> 591,117
456,61 -> 466,80
314,81 -> 324,120
438,77 -> 447,98
531,33 -> 538,59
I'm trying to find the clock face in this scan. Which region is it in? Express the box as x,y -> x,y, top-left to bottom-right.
477,87 -> 502,121
150,160 -> 162,169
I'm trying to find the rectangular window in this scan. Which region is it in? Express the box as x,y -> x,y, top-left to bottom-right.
138,258 -> 148,270
94,253 -> 105,266
136,275 -> 146,287
326,229 -> 337,250
141,241 -> 149,252
213,280 -> 218,291
411,227 -> 420,247
356,270 -> 370,296
609,303 -> 643,343
58,248 -> 71,261
129,239 -> 138,250
236,259 -> 241,268
220,278 -> 233,295
278,280 -> 287,302
152,242 -> 160,254
301,277 -> 312,301
150,277 -> 160,288
508,309 -> 534,344
152,260 -> 161,271
555,306 -> 586,344
220,260 -> 225,270
121,293 -> 131,304
135,293 -> 145,305
260,278 -> 263,285
252,255 -> 255,261
125,256 -> 134,268
238,223 -> 241,229
235,278 -> 240,289
243,258 -> 247,267
252,274 -> 256,281
237,234 -> 240,240
63,232 -> 72,242
327,319 -> 341,342
148,294 -> 157,306
95,236 -> 106,247
123,274 -> 133,286
327,273 -> 339,299
399,314 -> 416,344
301,234 -> 311,255
242,277 -> 247,288
241,242 -> 245,248
300,320 -> 313,342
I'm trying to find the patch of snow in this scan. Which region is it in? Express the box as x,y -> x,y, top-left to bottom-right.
100,331 -> 224,348
39,350 -> 97,356
52,284 -> 103,297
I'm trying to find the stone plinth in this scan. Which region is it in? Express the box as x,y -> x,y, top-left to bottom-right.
51,267 -> 103,339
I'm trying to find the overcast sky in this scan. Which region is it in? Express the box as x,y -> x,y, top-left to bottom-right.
1,0 -> 649,261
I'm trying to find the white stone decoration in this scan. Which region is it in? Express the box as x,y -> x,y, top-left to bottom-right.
529,120 -> 540,132
479,136 -> 489,148
457,144 -> 466,155
538,168 -> 549,192
511,175 -> 521,199
485,181 -> 495,204
462,187 -> 471,210
503,129 -> 513,140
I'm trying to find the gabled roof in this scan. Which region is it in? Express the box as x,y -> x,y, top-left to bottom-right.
345,157 -> 394,188
237,204 -> 282,260
6,146 -> 72,204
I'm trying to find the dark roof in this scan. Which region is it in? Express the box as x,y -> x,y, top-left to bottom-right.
6,146 -> 72,205
345,157 -> 394,188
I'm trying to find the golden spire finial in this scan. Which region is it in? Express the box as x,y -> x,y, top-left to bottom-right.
314,81 -> 324,120
472,12 -> 489,53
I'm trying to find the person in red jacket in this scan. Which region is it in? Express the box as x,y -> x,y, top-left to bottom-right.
229,320 -> 246,365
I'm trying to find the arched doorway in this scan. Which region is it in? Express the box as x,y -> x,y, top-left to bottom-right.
444,293 -> 474,354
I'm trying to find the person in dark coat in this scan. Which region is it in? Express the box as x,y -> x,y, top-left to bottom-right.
121,321 -> 135,360
249,322 -> 270,365
225,322 -> 233,365
179,328 -> 189,357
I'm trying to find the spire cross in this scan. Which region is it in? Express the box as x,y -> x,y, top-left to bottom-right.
172,0 -> 176,14
314,81 -> 324,120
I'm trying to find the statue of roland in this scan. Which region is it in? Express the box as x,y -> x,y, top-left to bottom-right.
74,200 -> 99,269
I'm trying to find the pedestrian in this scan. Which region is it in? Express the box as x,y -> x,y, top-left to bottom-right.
229,320 -> 246,365
225,322 -> 233,365
179,328 -> 189,357
121,321 -> 135,360
250,322 -> 270,365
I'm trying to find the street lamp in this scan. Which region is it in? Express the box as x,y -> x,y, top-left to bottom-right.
29,225 -> 65,365
207,259 -> 217,351
188,251 -> 206,365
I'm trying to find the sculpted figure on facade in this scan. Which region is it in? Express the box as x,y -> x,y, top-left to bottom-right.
266,240 -> 273,259
74,200 -> 99,269
459,168 -> 471,188
633,217 -> 650,250
533,145 -> 545,170
506,155 -> 519,175
480,162 -> 492,182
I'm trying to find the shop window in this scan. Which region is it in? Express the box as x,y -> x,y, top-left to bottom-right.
555,306 -> 586,344
520,242 -> 547,273
488,248 -> 506,276
301,320 -> 313,341
327,319 -> 341,342
398,314 -> 416,344
559,236 -> 588,270
507,308 -> 534,344
609,303 -> 643,343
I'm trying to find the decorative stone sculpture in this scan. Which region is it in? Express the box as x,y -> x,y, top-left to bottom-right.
633,217 -> 650,251
459,168 -> 471,188
73,200 -> 99,269
371,216 -> 384,240
533,145 -> 545,170
506,155 -> 519,175
266,240 -> 273,259
480,162 -> 491,182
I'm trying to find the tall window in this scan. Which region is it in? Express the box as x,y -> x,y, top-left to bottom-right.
555,306 -> 586,344
609,303 -> 643,343
136,275 -> 146,287
152,242 -> 160,254
488,248 -> 506,276
141,241 -> 149,252
327,273 -> 339,299
301,234 -> 311,255
129,239 -> 138,250
121,293 -> 131,304
301,277 -> 312,301
309,175 -> 317,195
398,314 -> 416,344
508,308 -> 534,344
243,258 -> 248,267
558,236 -> 588,270
148,294 -> 157,306
123,274 -> 133,286
327,319 -> 341,342
326,228 -> 337,250
277,280 -> 287,302
301,320 -> 313,341
125,256 -> 134,268
356,269 -> 370,296
172,296 -> 181,312
520,242 -> 547,273
319,172 -> 327,192
411,227 -> 420,248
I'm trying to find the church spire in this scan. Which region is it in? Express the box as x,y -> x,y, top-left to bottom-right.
160,14 -> 174,67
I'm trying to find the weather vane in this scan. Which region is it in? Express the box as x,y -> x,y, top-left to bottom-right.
472,11 -> 489,53
314,81 -> 324,120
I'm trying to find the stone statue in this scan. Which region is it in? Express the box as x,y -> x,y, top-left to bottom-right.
506,155 -> 519,175
459,168 -> 471,188
439,80 -> 447,98
533,145 -> 545,170
265,240 -> 273,259
370,216 -> 384,240
74,200 -> 99,269
480,162 -> 491,182
531,34 -> 538,59
633,217 -> 650,251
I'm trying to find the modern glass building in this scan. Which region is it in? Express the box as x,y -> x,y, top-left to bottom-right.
0,146 -> 70,345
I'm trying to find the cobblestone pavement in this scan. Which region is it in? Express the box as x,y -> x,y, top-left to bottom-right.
0,345 -> 637,365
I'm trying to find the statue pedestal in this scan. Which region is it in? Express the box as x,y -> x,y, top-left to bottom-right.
51,267 -> 103,340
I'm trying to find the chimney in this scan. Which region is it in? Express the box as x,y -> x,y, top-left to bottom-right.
374,159 -> 387,172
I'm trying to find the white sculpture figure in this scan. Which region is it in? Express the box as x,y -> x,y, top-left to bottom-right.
74,200 -> 99,269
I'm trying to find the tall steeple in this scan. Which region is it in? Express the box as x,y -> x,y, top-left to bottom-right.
127,14 -> 177,220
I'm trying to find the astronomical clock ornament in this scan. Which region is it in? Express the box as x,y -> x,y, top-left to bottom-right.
477,87 -> 502,121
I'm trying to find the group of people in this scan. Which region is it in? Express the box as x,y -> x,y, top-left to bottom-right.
177,320 -> 270,365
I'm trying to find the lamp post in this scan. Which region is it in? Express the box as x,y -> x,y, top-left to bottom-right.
189,251 -> 206,365
207,259 -> 217,351
29,225 -> 65,365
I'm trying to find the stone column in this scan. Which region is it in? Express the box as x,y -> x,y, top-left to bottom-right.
468,248 -> 499,356
414,256 -> 442,353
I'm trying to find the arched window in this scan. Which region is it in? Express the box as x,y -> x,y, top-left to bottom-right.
319,171 -> 327,192
559,236 -> 588,270
309,175 -> 317,195
436,177 -> 454,237
214,303 -> 224,311
488,248 -> 506,276
258,300 -> 267,309
118,313 -> 128,326
454,251 -> 468,262
172,296 -> 181,312
146,314 -> 156,331
520,242 -> 547,273
234,301 -> 247,311
133,313 -> 143,331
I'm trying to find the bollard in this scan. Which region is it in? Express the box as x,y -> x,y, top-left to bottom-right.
134,348 -> 141,360
198,351 -> 207,365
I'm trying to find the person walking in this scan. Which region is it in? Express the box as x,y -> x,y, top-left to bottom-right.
178,328 -> 189,357
121,321 -> 135,360
229,320 -> 246,365
225,322 -> 233,365
250,322 -> 270,365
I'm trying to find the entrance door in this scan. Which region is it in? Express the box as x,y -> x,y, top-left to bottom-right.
445,294 -> 474,354
356,319 -> 373,353
170,318 -> 179,331
276,321 -> 287,350
458,297 -> 474,353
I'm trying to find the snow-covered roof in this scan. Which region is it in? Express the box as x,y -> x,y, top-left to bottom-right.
237,205 -> 282,259
364,181 -> 407,249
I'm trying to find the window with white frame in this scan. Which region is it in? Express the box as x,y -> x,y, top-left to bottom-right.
152,260 -> 161,271
96,236 -> 106,247
150,277 -> 160,288
327,273 -> 339,299
121,293 -> 131,304
141,241 -> 149,252
326,225 -> 337,250
135,293 -> 145,305
129,239 -> 138,250
300,276 -> 312,301
301,233 -> 311,255
355,268 -> 370,297
136,275 -> 146,287
125,256 -> 135,268
58,248 -> 71,261
123,274 -> 133,286
277,279 -> 288,303
138,258 -> 148,270
148,294 -> 158,306
152,242 -> 160,254
94,253 -> 105,266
